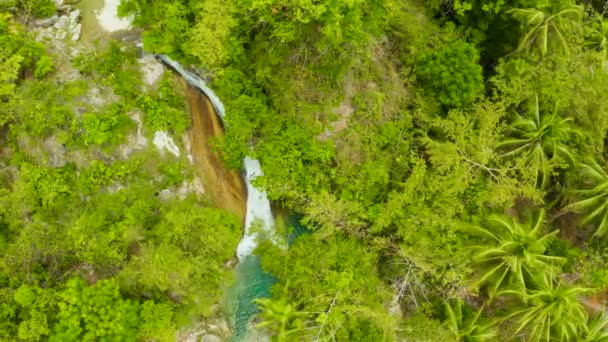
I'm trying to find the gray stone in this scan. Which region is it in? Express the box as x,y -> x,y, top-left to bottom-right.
55,29 -> 67,40
53,15 -> 69,29
201,334 -> 222,342
68,9 -> 80,22
34,15 -> 59,28
71,24 -> 81,41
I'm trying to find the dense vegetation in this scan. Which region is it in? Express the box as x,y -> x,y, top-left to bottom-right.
119,0 -> 608,340
0,5 -> 240,340
5,0 -> 608,340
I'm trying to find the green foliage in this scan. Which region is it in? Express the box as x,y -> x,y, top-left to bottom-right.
34,54 -> 54,78
138,75 -> 190,134
444,301 -> 496,341
79,104 -> 134,147
74,42 -> 142,100
503,280 -> 590,341
508,0 -> 583,57
119,198 -> 241,316
255,298 -> 307,341
13,285 -> 55,341
50,278 -> 139,341
581,313 -> 608,342
416,41 -> 484,107
158,162 -> 185,187
567,160 -> 608,237
15,0 -> 56,18
467,210 -> 565,293
138,301 -> 176,342
497,96 -> 582,188
258,234 -> 396,340
77,160 -> 138,195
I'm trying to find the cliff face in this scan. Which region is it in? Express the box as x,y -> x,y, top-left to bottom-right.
185,82 -> 247,223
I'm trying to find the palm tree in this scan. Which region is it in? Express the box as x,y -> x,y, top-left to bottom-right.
445,301 -> 496,341
508,0 -> 583,57
255,298 -> 308,341
502,280 -> 590,341
497,96 -> 581,188
467,210 -> 566,294
581,313 -> 608,342
566,160 -> 608,236
584,19 -> 608,58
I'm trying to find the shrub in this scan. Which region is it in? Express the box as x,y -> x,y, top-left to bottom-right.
416,41 -> 484,107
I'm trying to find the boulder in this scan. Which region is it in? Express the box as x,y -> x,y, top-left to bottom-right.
34,15 -> 59,28
71,23 -> 81,41
201,335 -> 222,342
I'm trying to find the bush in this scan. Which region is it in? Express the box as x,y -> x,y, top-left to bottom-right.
50,278 -> 139,341
80,104 -> 133,146
138,76 -> 189,134
416,41 -> 484,107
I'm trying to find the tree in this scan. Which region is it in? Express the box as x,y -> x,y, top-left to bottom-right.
497,96 -> 581,188
580,313 -> 608,342
50,278 -> 140,341
508,0 -> 583,57
502,279 -> 590,341
584,18 -> 608,58
255,298 -> 308,341
468,210 -> 565,293
566,160 -> 608,237
416,41 -> 484,107
444,301 -> 496,341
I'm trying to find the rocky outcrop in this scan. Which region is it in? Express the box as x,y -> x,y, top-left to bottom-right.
34,6 -> 81,42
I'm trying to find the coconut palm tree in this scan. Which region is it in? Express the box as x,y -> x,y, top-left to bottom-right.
584,19 -> 608,58
502,280 -> 590,341
566,160 -> 608,236
508,0 -> 583,57
445,301 -> 496,341
497,96 -> 582,188
467,210 -> 566,294
255,298 -> 308,341
581,313 -> 608,342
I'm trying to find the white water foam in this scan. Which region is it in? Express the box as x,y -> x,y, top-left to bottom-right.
97,0 -> 132,32
237,157 -> 275,260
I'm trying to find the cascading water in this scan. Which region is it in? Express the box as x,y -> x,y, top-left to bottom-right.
156,55 -> 275,340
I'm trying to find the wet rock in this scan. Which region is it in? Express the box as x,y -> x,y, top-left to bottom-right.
34,15 -> 59,28
71,23 -> 81,41
225,258 -> 238,269
201,335 -> 222,342
40,9 -> 81,42
55,29 -> 67,40
68,9 -> 80,21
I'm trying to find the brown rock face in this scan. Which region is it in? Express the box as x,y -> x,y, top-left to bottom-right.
185,83 -> 247,223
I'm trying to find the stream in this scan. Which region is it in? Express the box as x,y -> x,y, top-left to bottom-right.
157,55 -> 276,341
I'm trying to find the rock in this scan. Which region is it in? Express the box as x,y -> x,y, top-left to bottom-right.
201,334 -> 222,342
225,258 -> 238,269
68,9 -> 80,22
34,15 -> 59,28
52,0 -> 64,8
55,29 -> 67,40
71,23 -> 81,41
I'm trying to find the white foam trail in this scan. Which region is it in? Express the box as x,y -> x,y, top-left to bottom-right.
156,55 -> 225,120
97,0 -> 132,32
156,55 -> 275,261
237,157 -> 275,260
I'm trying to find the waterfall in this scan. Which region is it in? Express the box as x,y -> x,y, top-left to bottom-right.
156,54 -> 275,261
